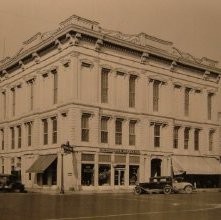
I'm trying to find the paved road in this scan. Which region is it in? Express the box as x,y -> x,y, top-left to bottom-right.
0,192 -> 221,220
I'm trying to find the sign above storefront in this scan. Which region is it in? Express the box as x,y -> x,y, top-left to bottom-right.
100,148 -> 140,155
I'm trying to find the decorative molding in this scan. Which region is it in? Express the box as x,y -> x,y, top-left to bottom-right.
150,120 -> 168,127
61,58 -> 71,67
140,52 -> 149,64
170,61 -> 177,71
55,39 -> 63,51
95,39 -> 103,51
32,52 -> 40,64
148,75 -> 167,84
19,60 -> 25,71
80,59 -> 94,68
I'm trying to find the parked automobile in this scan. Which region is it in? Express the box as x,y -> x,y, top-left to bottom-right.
0,174 -> 25,193
134,176 -> 193,195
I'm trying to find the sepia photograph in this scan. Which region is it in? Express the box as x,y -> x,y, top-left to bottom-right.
0,0 -> 221,219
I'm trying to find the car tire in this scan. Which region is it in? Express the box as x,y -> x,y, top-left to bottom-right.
184,185 -> 193,194
163,186 -> 172,195
134,187 -> 142,195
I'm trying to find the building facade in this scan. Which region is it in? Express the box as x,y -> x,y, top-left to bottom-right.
0,15 -> 221,191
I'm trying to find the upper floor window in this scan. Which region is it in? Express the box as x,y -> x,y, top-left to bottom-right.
209,130 -> 214,151
11,127 -> 15,149
0,129 -> 4,150
2,91 -> 6,119
207,93 -> 213,120
129,120 -> 136,146
42,119 -> 48,145
100,117 -> 108,143
184,127 -> 190,149
194,129 -> 200,151
129,75 -> 136,108
27,122 -> 32,147
115,119 -> 123,145
17,125 -> 21,149
52,117 -> 57,144
11,88 -> 16,116
81,114 -> 90,142
52,69 -> 58,104
101,68 -> 109,103
154,124 -> 160,147
153,81 -> 160,112
184,88 -> 191,116
173,126 -> 179,149
29,81 -> 34,110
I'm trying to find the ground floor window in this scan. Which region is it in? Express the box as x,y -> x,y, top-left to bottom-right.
37,159 -> 57,186
98,164 -> 111,186
81,164 -> 94,186
129,165 -> 139,185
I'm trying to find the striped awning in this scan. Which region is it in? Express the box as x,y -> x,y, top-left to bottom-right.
172,156 -> 221,175
26,154 -> 57,173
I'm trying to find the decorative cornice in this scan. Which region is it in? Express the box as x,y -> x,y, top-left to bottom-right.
0,14 -> 220,77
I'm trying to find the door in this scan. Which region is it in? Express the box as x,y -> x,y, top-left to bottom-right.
114,168 -> 125,186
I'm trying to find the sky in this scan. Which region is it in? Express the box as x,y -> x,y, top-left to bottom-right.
0,0 -> 221,67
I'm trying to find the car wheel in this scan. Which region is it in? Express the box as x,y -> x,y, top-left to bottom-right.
184,185 -> 193,194
134,187 -> 142,195
163,186 -> 172,195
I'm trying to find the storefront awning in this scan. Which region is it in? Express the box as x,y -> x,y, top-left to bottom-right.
172,156 -> 221,175
26,154 -> 57,173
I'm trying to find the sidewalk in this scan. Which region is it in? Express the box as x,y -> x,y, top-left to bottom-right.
26,187 -> 221,195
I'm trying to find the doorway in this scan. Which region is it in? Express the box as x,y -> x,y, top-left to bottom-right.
114,168 -> 125,186
151,158 -> 162,177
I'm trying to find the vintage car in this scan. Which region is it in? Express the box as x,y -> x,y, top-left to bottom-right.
134,176 -> 193,195
0,174 -> 25,193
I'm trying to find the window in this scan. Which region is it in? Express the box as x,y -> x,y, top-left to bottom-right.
81,164 -> 94,186
17,125 -> 21,149
184,128 -> 190,149
153,81 -> 160,112
52,70 -> 58,104
154,124 -> 160,147
194,129 -> 200,151
101,68 -> 109,103
30,81 -> 34,110
129,121 -> 136,146
27,122 -> 32,146
184,88 -> 191,116
101,117 -> 108,143
1,158 -> 4,174
98,164 -> 111,186
129,165 -> 139,185
173,126 -> 179,149
11,88 -> 16,116
129,75 -> 136,108
1,129 -> 4,150
209,130 -> 214,151
115,119 -> 123,145
11,127 -> 15,149
11,158 -> 15,172
81,114 -> 90,142
52,117 -> 57,144
2,91 -> 6,119
42,119 -> 48,145
208,93 -> 213,120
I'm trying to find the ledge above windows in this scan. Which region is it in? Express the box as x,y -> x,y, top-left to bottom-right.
148,75 -> 167,84
80,59 -> 94,69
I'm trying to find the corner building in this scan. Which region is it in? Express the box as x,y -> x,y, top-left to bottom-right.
0,15 -> 221,191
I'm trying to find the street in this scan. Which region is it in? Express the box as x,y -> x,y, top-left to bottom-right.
0,191 -> 221,220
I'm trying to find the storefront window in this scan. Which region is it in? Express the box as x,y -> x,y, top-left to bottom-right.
81,164 -> 94,186
129,165 -> 139,185
98,164 -> 111,186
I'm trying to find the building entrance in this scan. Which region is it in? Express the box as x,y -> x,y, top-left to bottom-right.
151,158 -> 162,177
114,167 -> 125,186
